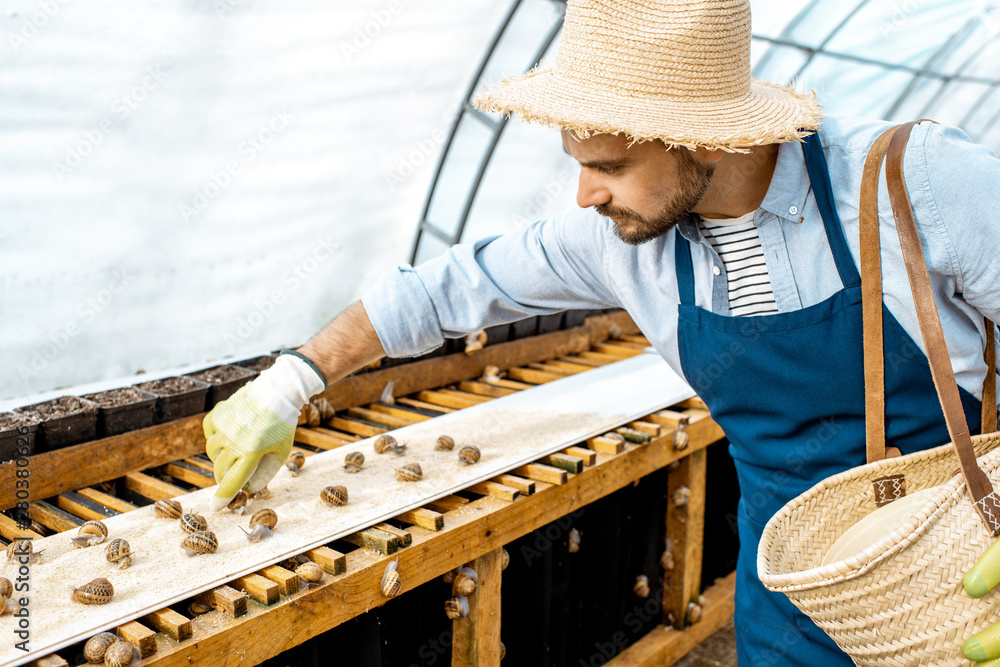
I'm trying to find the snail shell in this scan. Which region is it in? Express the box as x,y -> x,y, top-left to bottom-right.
103,640 -> 140,667
453,568 -> 477,596
0,577 -> 11,599
396,462 -> 423,482
180,513 -> 208,534
604,432 -> 626,445
72,577 -> 114,605
314,397 -> 335,422
72,520 -> 108,548
227,490 -> 249,514
343,451 -> 365,473
296,562 -> 324,583
374,433 -> 406,455
105,538 -> 134,569
444,595 -> 470,620
457,445 -> 481,465
568,528 -> 581,554
83,631 -> 119,664
154,498 -> 183,519
633,575 -> 650,599
83,632 -> 118,665
182,530 -> 218,556
381,559 -> 401,598
500,548 -> 510,571
188,600 -> 213,616
6,539 -> 41,563
435,435 -> 455,451
249,508 -> 278,530
285,450 -> 306,476
321,485 -> 349,506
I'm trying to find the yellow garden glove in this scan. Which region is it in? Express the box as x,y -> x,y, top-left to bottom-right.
203,351 -> 326,511
963,538 -> 1000,664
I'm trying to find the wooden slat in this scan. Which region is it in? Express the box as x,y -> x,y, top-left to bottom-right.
592,343 -> 644,358
294,426 -> 359,450
234,573 -> 280,605
347,406 -> 415,429
628,421 -> 662,437
304,547 -> 347,575
366,402 -> 436,422
458,380 -> 519,398
564,446 -> 597,466
329,416 -> 387,438
467,481 -> 520,502
425,495 -> 471,513
29,501 -> 84,532
645,409 -> 725,448
395,508 -> 444,531
164,462 -> 214,489
197,585 -> 247,618
395,397 -> 457,414
605,572 -> 736,667
619,334 -> 651,346
586,436 -> 625,455
528,362 -> 576,376
373,523 -> 413,547
541,453 -> 583,474
492,474 -> 535,495
663,448 -> 708,629
451,547 -> 503,666
343,527 -> 400,555
76,487 -> 137,514
143,608 -> 192,641
0,513 -> 42,540
416,390 -> 490,410
543,359 -> 595,372
577,351 -> 623,363
674,397 -> 709,411
183,456 -> 215,473
478,377 -> 534,390
259,565 -> 300,596
55,490 -> 118,520
25,656 -> 68,667
558,354 -> 606,367
512,463 -> 567,485
118,620 -> 157,658
506,367 -> 563,384
124,472 -> 187,501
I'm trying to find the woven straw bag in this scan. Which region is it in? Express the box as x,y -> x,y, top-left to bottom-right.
758,121 -> 1000,665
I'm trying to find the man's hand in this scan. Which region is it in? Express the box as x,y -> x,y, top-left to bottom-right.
203,351 -> 326,511
963,538 -> 1000,663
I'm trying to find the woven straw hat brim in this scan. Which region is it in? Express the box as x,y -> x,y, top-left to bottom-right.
474,65 -> 823,153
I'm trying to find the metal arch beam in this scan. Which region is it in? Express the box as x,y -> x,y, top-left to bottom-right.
752,0 -> 831,77
409,0 -> 566,265
789,0 -> 875,81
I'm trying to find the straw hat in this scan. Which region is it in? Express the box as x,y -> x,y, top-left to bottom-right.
473,0 -> 822,152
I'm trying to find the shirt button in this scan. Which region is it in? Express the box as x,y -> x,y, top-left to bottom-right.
713,266 -> 722,276
789,205 -> 799,215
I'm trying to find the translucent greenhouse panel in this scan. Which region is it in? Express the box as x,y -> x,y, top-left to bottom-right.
777,0 -> 870,50
412,229 -> 453,267
751,42 -> 810,84
960,85 -> 1000,139
926,9 -> 1000,76
749,0 -> 817,38
477,0 -> 565,91
926,81 -> 994,131
424,113 -> 497,239
883,76 -> 947,122
796,53 -> 915,118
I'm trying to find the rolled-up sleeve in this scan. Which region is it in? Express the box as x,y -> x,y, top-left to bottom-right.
362,210 -> 620,358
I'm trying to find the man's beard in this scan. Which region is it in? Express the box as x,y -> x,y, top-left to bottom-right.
596,151 -> 715,246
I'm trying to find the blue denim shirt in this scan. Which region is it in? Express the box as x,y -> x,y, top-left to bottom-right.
363,116 -> 1000,403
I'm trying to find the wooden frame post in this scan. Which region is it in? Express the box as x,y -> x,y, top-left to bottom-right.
663,447 -> 707,628
451,547 -> 504,666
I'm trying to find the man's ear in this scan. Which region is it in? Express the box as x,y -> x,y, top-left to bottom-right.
694,147 -> 725,164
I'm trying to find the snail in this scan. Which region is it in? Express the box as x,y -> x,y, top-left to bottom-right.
633,575 -> 650,599
321,485 -> 349,506
500,548 -> 510,571
343,451 -> 365,473
180,513 -> 208,534
241,508 -> 278,543
444,595 -> 470,620
660,550 -> 675,571
105,539 -> 134,570
313,397 -> 335,422
568,528 -> 581,554
296,562 -> 324,584
285,451 -> 306,476
381,559 -> 401,598
603,432 -> 626,446
374,433 -> 407,455
0,577 -> 11,599
435,435 -> 455,451
396,462 -> 423,482
71,520 -> 108,548
442,569 -> 456,585
188,600 -> 213,616
252,486 -> 272,501
457,445 -> 481,465
71,577 -> 114,605
6,539 -> 42,564
453,567 -> 477,596
483,365 -> 502,381
182,530 -> 218,556
227,490 -> 250,515
83,631 -> 119,664
103,640 -> 141,667
297,402 -> 321,427
154,498 -> 183,519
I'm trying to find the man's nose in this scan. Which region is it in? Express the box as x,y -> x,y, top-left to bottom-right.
576,169 -> 610,209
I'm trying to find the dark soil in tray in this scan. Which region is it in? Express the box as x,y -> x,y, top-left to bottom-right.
85,387 -> 154,407
0,412 -> 38,430
188,365 -> 249,385
238,356 -> 277,372
21,396 -> 96,418
136,377 -> 204,396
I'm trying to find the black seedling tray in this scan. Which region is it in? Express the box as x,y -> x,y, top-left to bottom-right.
83,387 -> 158,437
134,376 -> 211,423
0,412 -> 39,462
185,364 -> 256,410
15,396 -> 100,453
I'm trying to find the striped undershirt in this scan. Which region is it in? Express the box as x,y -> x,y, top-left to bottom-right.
698,211 -> 778,317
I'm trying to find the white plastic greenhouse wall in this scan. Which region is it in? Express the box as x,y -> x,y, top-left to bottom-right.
2,0 -> 999,409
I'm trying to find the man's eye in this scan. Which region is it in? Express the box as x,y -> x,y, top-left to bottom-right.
599,167 -> 617,175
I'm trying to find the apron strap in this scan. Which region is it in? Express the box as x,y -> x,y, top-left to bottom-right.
983,318 -> 997,433
674,231 -> 696,306
865,120 -> 1000,535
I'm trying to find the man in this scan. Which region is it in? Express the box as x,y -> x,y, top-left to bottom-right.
202,0 -> 1000,664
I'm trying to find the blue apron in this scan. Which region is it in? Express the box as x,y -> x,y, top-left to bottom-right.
674,131 -> 985,666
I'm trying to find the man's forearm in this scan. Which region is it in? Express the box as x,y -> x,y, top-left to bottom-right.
297,301 -> 386,386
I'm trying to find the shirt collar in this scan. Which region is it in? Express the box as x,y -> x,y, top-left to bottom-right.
757,138 -> 812,224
